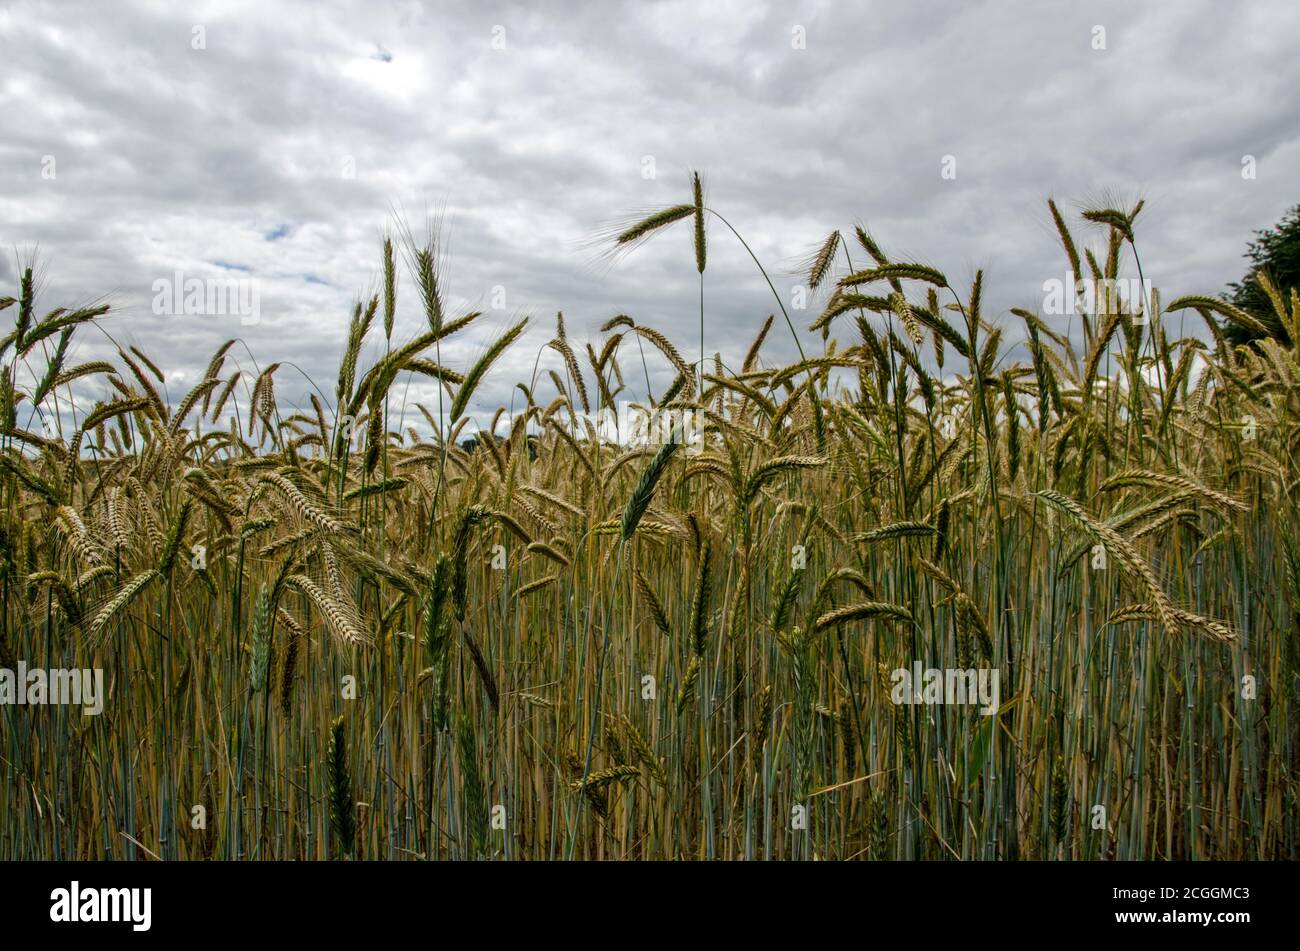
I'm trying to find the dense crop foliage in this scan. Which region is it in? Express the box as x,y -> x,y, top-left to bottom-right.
0,191 -> 1295,860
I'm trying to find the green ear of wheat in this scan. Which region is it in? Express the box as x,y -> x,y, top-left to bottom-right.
621,439 -> 679,540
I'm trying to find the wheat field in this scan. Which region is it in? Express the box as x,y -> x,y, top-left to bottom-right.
0,188 -> 1295,861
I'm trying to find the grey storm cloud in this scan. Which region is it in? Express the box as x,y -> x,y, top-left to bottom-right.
1,0 -> 1298,428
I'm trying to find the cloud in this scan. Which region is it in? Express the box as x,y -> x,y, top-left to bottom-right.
1,0 -> 1297,429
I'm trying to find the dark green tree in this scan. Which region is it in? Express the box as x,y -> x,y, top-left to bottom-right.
1226,203 -> 1300,346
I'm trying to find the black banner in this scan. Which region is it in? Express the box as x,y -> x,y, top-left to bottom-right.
0,860 -> 1280,939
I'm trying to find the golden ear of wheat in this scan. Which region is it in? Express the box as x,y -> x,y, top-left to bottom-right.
1036,490 -> 1180,638
569,764 -> 640,793
1097,468 -> 1248,515
88,569 -> 158,642
854,521 -> 936,546
814,601 -> 913,632
512,574 -> 557,599
260,472 -> 347,534
287,575 -> 370,646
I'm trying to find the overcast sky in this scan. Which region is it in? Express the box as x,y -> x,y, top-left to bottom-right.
2,0 -> 1298,434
